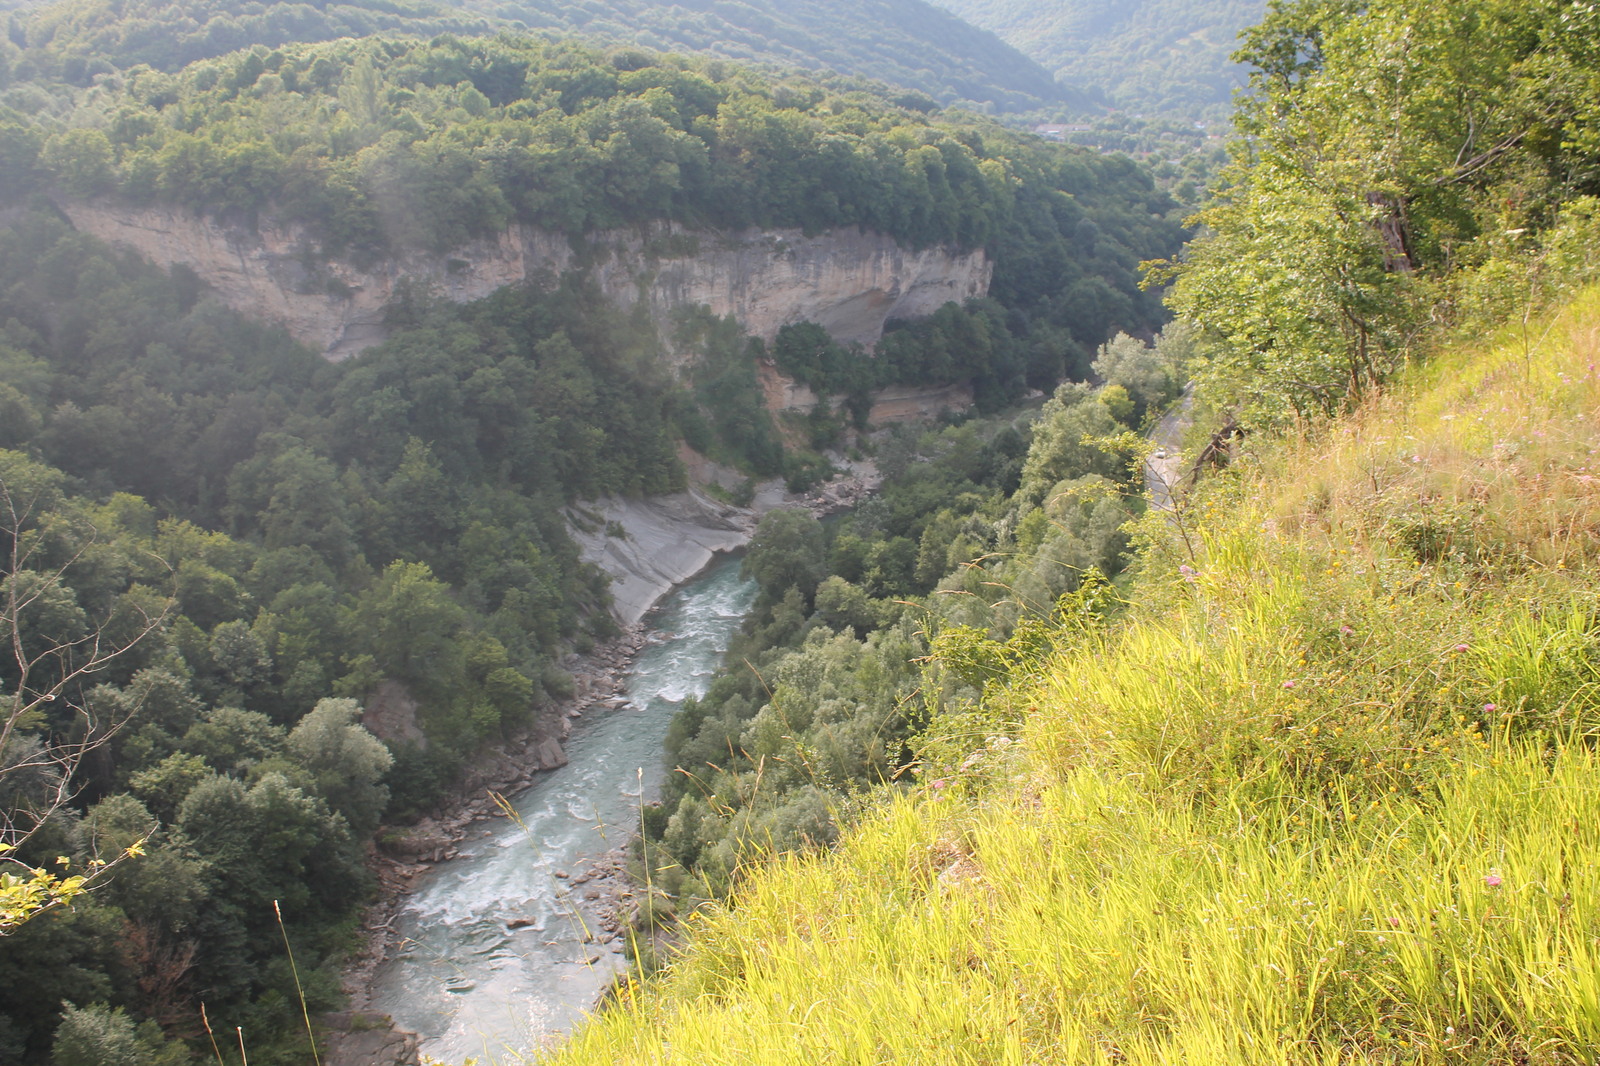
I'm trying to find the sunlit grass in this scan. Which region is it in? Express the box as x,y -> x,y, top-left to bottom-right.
546,286 -> 1600,1065
559,739 -> 1600,1064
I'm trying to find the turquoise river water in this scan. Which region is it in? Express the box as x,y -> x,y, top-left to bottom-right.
368,554 -> 755,1063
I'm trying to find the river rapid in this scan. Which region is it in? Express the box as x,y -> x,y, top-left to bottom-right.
367,555 -> 755,1064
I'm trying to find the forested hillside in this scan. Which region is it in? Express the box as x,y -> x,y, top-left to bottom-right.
4,33 -> 1177,342
6,0 -> 1074,112
541,0 -> 1600,1061
929,0 -> 1266,117
0,25 -> 1184,1062
1168,0 -> 1600,422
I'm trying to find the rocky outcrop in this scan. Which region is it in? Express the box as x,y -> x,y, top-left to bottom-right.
568,460 -> 884,626
567,490 -> 756,626
360,680 -> 428,748
47,202 -> 980,622
319,1011 -> 421,1066
867,381 -> 974,424
54,202 -> 991,361
758,365 -> 973,423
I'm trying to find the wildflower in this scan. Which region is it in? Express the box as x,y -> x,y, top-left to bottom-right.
1388,916 -> 1400,928
1340,625 -> 1354,636
931,779 -> 948,791
1483,872 -> 1502,888
1178,564 -> 1197,584
1454,643 -> 1469,653
1483,703 -> 1496,714
1283,680 -> 1296,690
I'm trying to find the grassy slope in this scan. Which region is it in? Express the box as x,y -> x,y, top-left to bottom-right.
552,288 -> 1600,1064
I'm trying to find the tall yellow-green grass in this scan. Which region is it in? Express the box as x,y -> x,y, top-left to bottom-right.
548,288 -> 1600,1065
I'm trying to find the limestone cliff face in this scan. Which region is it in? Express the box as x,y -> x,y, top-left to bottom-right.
55,202 -> 991,361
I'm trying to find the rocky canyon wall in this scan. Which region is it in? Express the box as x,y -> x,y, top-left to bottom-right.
55,201 -> 991,362
51,201 -> 983,623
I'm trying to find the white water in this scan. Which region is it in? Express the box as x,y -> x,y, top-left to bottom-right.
367,555 -> 755,1063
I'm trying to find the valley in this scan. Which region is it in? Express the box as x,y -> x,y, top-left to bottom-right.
2,1 -> 1599,1064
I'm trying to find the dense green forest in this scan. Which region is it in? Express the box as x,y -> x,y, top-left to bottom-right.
929,0 -> 1267,118
643,327 -> 1187,911
6,0 -> 1073,112
2,33 -> 1178,337
0,24 -> 1186,1063
1167,0 -> 1600,423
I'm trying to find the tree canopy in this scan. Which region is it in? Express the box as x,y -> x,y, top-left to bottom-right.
1164,0 -> 1600,422
928,0 -> 1268,118
8,0 -> 1074,112
2,33 -> 1177,273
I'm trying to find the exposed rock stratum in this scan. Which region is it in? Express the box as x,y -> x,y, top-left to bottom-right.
56,202 -> 992,360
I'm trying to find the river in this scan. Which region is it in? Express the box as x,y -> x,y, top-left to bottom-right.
367,554 -> 756,1064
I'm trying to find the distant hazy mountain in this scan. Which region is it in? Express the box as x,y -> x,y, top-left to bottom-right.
926,0 -> 1267,117
475,0 -> 1079,112
13,0 -> 1080,112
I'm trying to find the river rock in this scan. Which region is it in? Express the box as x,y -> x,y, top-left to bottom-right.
382,827 -> 451,858
533,738 -> 567,769
319,1012 -> 420,1066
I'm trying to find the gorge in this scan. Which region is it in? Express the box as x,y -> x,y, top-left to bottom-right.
361,555 -> 755,1064
0,26 -> 1192,1064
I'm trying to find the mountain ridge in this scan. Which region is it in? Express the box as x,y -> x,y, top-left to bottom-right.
10,0 -> 1079,112
927,0 -> 1266,116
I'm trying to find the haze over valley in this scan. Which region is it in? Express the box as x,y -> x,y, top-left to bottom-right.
1,1 -> 1598,1064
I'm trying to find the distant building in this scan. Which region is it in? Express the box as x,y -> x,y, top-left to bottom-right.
1032,123 -> 1091,140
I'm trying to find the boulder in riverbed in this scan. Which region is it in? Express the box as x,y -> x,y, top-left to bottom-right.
319,1012 -> 420,1066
